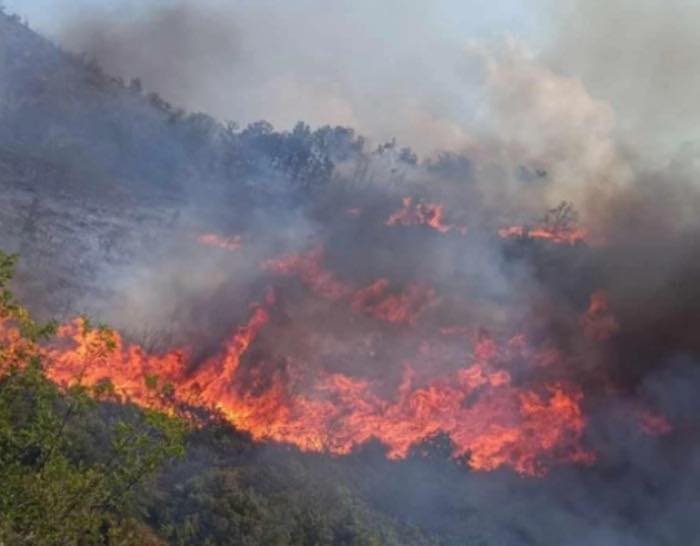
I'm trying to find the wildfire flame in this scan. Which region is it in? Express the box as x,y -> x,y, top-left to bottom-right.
498,225 -> 587,245
7,305 -> 592,477
0,254 -> 607,477
264,247 -> 439,325
1,199 -> 664,477
386,197 -> 467,235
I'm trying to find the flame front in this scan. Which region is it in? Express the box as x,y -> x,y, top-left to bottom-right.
0,273 -> 600,477
33,310 -> 592,476
2,199 -> 660,477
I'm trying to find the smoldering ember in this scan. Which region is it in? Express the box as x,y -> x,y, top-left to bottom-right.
2,2 -> 700,545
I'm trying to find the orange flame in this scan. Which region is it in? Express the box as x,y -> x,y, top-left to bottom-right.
386,197 -> 467,235
265,248 -> 440,325
264,246 -> 354,301
0,297 -> 597,477
351,280 -> 438,326
2,231 -> 654,478
498,225 -> 586,245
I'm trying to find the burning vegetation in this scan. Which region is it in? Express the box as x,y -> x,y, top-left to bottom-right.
2,5 -> 700,545
2,201 -> 669,478
386,197 -> 467,235
498,202 -> 587,245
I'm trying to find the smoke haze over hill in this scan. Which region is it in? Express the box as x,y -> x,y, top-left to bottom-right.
3,3 -> 700,544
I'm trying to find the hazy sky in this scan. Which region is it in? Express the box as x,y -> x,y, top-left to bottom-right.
2,1 -> 547,155
6,1 -> 700,163
5,0 -> 540,45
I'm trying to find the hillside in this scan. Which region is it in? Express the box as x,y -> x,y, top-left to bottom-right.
3,7 -> 700,546
0,10 -> 461,545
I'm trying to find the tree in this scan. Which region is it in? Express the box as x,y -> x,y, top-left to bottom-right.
0,250 -> 185,545
541,201 -> 578,233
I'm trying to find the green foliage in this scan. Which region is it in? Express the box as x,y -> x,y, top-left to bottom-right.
0,249 -> 438,545
139,426 -> 437,546
0,250 -> 185,545
0,252 -> 55,342
149,460 -> 430,546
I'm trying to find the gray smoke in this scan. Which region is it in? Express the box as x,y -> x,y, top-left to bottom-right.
56,0 -> 469,157
3,3 -> 700,545
540,0 -> 700,164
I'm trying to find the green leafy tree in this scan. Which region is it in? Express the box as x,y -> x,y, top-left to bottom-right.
0,250 -> 185,545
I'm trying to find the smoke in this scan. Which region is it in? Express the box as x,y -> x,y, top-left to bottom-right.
540,0 -> 700,163
458,37 -> 633,224
56,0 -> 473,157
58,3 -> 243,114
54,0 -> 644,222
21,0 -> 700,167
4,2 -> 700,544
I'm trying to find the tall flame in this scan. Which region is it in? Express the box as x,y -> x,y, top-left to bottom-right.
0,278 -> 600,477
2,200 -> 660,477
